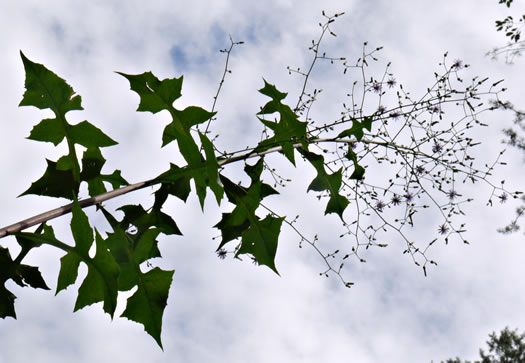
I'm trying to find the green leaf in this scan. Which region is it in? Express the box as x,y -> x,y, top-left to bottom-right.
244,157 -> 265,182
14,224 -> 45,250
16,265 -> 49,290
13,226 -> 72,294
153,165 -> 192,209
20,159 -> 78,200
336,116 -> 373,142
214,212 -> 251,245
0,284 -> 16,319
102,208 -> 168,278
256,80 -> 307,164
0,246 -> 50,319
118,204 -> 182,236
19,52 -> 83,185
81,148 -> 105,183
215,166 -> 282,273
28,119 -> 116,148
300,150 -> 349,219
28,118 -> 66,145
133,229 -> 163,261
162,105 -> 213,166
163,107 -> 215,148
74,231 -> 120,314
192,132 -> 223,207
19,51 -> 82,114
22,202 -> 120,316
81,148 -> 128,196
70,200 -> 94,255
104,230 -> 160,291
19,52 -> 118,196
69,121 -> 117,148
56,253 -> 81,294
221,176 -> 261,212
101,170 -> 128,190
154,181 -> 191,209
350,165 -> 365,180
214,160 -> 277,248
121,267 -> 174,349
345,148 -> 366,180
119,71 -> 215,167
237,215 -> 284,274
56,155 -> 75,171
54,202 -> 120,315
153,145 -> 224,209
258,78 -> 288,102
244,158 -> 279,198
116,72 -> 183,114
100,207 -> 174,348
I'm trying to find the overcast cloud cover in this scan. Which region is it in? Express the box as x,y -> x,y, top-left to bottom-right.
1,1 -> 525,362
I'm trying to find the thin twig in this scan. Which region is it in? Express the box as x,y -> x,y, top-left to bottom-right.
203,35 -> 243,136
0,181 -> 150,238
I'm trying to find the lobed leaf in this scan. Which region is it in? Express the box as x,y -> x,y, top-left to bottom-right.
214,212 -> 250,244
69,121 -> 117,148
19,52 -> 120,200
237,215 -> 284,274
345,148 -> 366,180
119,71 -> 215,168
19,52 -> 84,189
258,79 -> 288,102
121,267 -> 174,349
20,159 -> 78,199
215,160 -> 281,272
256,80 -> 308,164
153,164 -> 192,209
28,119 -> 116,148
19,51 -> 83,114
0,247 -> 20,319
0,246 -> 50,319
100,207 -> 174,348
336,116 -> 373,142
81,148 -> 128,196
74,231 -> 120,313
300,150 -> 349,219
162,107 -> 215,147
116,72 -> 183,114
28,118 -> 67,146
55,202 -> 120,315
118,204 -> 182,237
193,132 -> 223,207
18,203 -> 122,317
153,143 -> 224,210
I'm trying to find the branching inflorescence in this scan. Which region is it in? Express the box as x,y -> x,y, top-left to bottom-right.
0,12 -> 518,347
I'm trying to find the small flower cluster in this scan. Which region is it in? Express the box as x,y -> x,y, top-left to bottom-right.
370,76 -> 396,94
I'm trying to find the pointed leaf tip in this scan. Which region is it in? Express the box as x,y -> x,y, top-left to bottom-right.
117,71 -> 184,114
258,78 -> 288,102
301,150 -> 349,219
121,267 -> 174,348
19,52 -> 83,114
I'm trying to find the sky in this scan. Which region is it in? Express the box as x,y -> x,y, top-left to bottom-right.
1,1 -> 525,362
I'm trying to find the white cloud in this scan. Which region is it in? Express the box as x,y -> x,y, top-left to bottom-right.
1,1 -> 524,362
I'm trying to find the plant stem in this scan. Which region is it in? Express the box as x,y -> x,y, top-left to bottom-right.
0,136 -> 397,238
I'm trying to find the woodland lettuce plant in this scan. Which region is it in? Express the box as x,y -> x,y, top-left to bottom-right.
0,13 -> 519,347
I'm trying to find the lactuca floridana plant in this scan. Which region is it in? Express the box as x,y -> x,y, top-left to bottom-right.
0,13 -> 519,347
